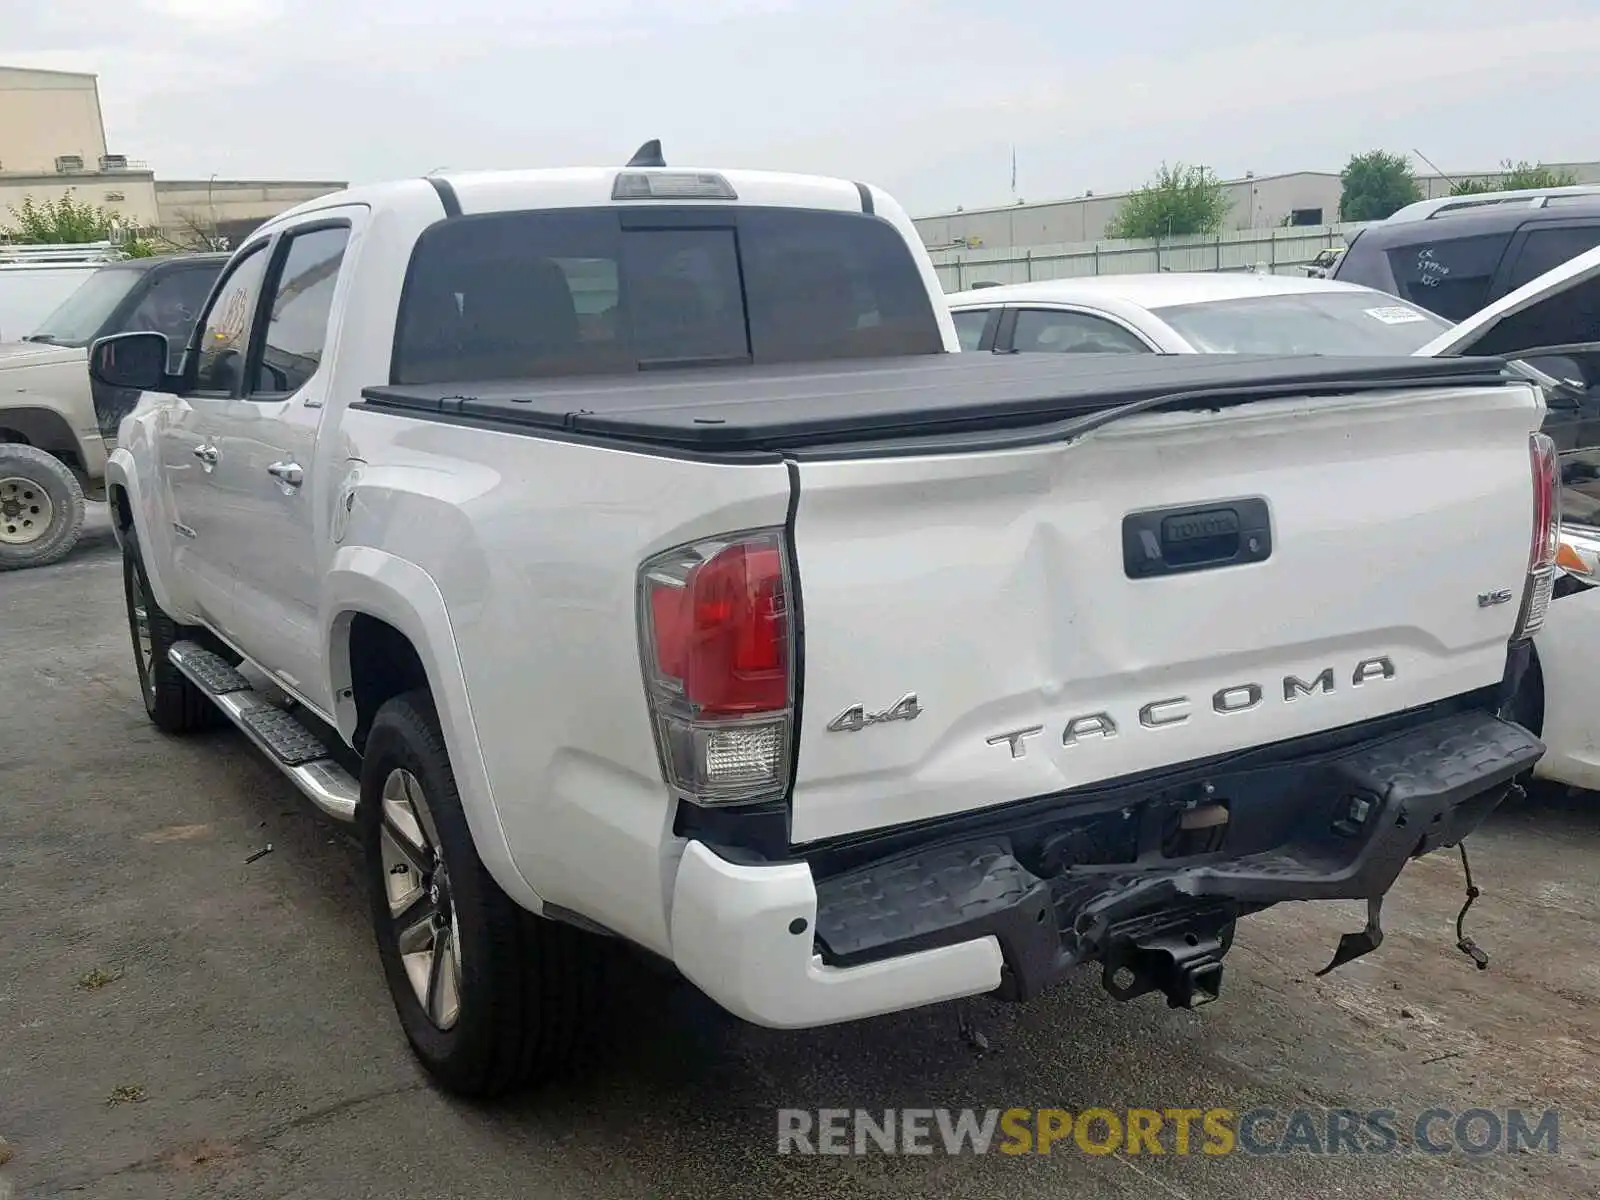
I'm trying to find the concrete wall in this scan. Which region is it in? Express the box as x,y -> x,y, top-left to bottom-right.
154,179 -> 347,245
0,67 -> 107,173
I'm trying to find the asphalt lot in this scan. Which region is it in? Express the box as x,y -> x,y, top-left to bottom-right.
3,508 -> 1598,1199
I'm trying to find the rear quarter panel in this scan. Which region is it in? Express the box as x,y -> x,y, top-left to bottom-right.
334,408 -> 793,952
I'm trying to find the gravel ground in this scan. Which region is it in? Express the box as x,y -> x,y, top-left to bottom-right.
2,509 -> 1597,1199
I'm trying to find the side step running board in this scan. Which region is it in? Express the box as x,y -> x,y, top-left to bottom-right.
168,641 -> 359,823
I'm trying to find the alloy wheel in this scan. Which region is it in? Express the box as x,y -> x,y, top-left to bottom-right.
379,768 -> 462,1030
123,555 -> 156,706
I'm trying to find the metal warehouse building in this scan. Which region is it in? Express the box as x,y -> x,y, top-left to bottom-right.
913,163 -> 1600,253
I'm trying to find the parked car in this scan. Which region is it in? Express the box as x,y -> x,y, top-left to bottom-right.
0,252 -> 227,569
1416,246 -> 1600,789
944,273 -> 1456,356
950,253 -> 1600,790
90,152 -> 1548,1098
1330,184 -> 1600,321
0,242 -> 123,342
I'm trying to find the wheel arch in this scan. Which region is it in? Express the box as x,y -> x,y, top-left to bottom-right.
323,546 -> 546,914
104,448 -> 189,619
0,405 -> 81,467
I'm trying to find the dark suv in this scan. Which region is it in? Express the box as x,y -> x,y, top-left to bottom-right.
1331,189 -> 1600,321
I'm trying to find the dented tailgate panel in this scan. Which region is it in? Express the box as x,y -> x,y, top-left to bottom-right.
787,381 -> 1544,843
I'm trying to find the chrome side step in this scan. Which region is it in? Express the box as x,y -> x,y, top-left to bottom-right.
168,641 -> 359,823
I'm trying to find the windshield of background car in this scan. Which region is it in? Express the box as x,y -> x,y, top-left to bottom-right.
1150,291 -> 1453,355
26,266 -> 143,345
391,206 -> 945,385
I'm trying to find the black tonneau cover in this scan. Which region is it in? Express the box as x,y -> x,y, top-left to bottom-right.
357,352 -> 1512,454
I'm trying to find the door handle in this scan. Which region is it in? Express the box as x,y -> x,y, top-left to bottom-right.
267,461 -> 305,491
192,443 -> 219,469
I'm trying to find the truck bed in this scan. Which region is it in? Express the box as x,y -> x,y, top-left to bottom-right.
357,352 -> 1513,456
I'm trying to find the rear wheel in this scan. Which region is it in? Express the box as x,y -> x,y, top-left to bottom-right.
121,527 -> 217,733
360,690 -> 607,1097
0,444 -> 86,571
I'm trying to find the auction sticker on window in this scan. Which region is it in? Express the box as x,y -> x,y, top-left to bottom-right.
1364,305 -> 1429,325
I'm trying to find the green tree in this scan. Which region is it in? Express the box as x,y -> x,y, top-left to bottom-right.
1,190 -> 154,256
1503,160 -> 1578,189
1451,159 -> 1580,195
1105,163 -> 1229,240
1339,150 -> 1422,221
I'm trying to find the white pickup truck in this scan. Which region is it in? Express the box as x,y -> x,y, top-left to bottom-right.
91,149 -> 1552,1098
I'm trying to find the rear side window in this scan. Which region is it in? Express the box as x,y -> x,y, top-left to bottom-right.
391,206 -> 942,385
1470,273 -> 1600,361
1011,308 -> 1150,354
251,225 -> 351,396
950,309 -> 991,350
1505,225 -> 1600,291
1385,233 -> 1512,320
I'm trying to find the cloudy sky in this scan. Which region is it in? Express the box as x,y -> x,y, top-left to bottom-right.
10,0 -> 1600,215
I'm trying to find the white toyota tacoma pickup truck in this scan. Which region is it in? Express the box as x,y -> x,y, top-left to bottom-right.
92,147 -> 1553,1098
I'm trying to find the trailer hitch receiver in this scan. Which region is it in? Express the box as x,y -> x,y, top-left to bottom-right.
1101,931 -> 1227,1009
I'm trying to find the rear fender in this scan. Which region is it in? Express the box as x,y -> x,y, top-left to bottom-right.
322,546 -> 546,914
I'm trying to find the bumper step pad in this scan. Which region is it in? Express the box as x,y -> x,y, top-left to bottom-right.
167,641 -> 359,822
813,708 -> 1543,1007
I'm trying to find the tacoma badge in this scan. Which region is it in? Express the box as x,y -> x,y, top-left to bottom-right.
986,655 -> 1397,756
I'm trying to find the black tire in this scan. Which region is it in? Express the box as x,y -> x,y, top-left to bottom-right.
0,443 -> 86,571
121,525 -> 218,734
360,689 -> 606,1098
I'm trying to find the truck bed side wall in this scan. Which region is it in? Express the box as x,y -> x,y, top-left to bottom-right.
332,409 -> 792,953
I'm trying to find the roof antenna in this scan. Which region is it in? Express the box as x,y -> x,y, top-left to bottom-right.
626,139 -> 666,168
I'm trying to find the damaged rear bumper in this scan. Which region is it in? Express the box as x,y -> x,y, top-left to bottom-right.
668,707 -> 1542,1028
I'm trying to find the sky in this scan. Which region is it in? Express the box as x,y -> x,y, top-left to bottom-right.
9,0 -> 1600,216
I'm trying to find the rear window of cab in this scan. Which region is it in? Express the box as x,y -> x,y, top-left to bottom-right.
391,206 -> 944,385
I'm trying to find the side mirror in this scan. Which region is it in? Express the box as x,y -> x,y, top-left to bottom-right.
89,331 -> 178,393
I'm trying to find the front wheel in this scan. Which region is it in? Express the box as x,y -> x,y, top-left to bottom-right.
0,443 -> 86,571
121,528 -> 218,733
359,690 -> 607,1097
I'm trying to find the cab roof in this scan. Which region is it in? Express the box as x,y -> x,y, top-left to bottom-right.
261,165 -> 882,234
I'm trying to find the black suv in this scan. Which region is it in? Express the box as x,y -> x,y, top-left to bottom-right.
1331,189 -> 1600,321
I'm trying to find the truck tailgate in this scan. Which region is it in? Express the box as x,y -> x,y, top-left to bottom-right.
788,380 -> 1543,843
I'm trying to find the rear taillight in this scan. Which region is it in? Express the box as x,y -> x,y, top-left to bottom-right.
1512,432 -> 1561,640
638,529 -> 794,806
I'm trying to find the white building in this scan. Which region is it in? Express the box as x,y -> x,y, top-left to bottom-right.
914,162 -> 1600,253
0,65 -> 343,247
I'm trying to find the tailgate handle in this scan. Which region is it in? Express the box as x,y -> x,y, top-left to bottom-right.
1123,498 -> 1272,579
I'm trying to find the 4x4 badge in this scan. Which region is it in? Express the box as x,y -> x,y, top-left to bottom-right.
827,693 -> 922,733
